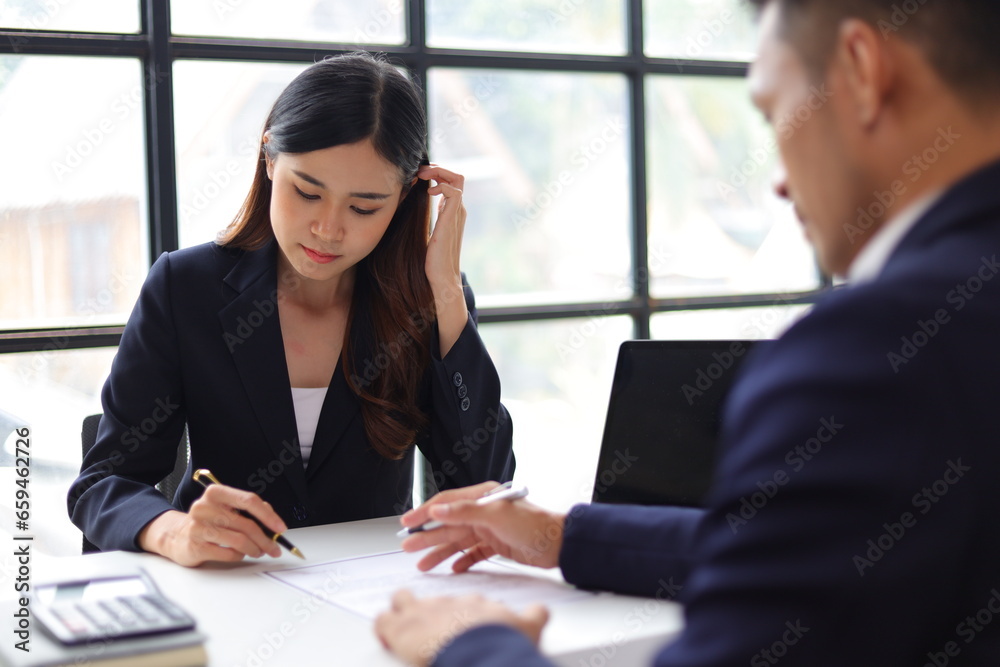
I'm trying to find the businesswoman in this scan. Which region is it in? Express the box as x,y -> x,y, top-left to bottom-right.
68,52 -> 514,566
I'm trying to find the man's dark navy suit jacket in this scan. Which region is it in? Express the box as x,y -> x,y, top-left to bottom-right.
68,239 -> 514,552
437,161 -> 1000,666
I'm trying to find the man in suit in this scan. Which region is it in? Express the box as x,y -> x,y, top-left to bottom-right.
376,0 -> 1000,664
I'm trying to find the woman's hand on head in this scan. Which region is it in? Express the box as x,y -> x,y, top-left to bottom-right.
420,164 -> 466,290
419,164 -> 469,356
137,484 -> 287,568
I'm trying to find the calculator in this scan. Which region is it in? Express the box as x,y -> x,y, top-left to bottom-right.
32,569 -> 197,646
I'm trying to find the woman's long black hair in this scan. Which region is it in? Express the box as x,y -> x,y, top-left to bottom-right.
220,52 -> 435,460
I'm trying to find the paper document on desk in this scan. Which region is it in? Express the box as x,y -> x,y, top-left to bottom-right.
262,549 -> 593,619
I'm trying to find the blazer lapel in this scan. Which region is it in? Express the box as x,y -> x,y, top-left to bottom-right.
892,158 -> 1000,261
305,287 -> 373,479
304,359 -> 362,479
217,239 -> 309,507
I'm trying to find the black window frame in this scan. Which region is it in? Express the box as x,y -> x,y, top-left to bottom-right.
0,0 -> 829,356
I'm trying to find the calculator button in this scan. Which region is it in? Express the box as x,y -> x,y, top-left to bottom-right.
143,595 -> 191,622
51,607 -> 92,637
119,596 -> 161,624
101,600 -> 139,628
79,602 -> 118,631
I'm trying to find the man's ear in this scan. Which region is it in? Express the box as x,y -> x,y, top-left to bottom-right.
835,18 -> 894,129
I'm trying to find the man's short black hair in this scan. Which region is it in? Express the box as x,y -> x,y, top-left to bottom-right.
746,0 -> 1000,107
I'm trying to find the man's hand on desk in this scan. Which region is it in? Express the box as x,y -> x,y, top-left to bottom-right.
137,484 -> 287,567
399,481 -> 567,572
375,589 -> 549,667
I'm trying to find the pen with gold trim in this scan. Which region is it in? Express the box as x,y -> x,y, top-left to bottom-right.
192,468 -> 305,559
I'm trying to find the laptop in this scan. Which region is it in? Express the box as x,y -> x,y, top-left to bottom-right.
591,340 -> 763,508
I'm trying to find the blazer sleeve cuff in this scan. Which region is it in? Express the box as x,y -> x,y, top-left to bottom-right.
433,625 -> 553,667
559,503 -> 703,598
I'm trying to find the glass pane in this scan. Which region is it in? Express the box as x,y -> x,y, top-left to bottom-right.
428,68 -> 631,307
0,0 -> 138,33
174,60 -> 308,249
644,0 -> 757,60
481,316 -> 633,512
651,304 -> 813,340
171,0 -> 405,45
0,56 -> 147,329
427,0 -> 626,55
646,75 -> 820,298
0,347 -> 116,556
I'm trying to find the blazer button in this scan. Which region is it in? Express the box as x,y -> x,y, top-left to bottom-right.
457,384 -> 468,398
452,372 -> 463,387
292,505 -> 308,522
460,397 -> 471,411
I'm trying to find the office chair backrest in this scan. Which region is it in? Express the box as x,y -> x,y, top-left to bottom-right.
80,414 -> 190,553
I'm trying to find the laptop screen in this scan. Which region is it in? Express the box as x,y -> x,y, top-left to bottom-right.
591,340 -> 761,508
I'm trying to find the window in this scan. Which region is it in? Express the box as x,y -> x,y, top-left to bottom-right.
0,0 -> 825,554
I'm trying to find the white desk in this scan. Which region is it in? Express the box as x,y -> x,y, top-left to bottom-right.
4,517 -> 683,666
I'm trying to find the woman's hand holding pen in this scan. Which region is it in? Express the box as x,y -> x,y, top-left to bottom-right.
137,484 -> 287,567
398,481 -> 567,572
419,164 -> 468,358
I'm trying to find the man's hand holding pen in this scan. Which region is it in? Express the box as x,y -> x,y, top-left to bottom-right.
137,470 -> 297,567
397,481 -> 567,572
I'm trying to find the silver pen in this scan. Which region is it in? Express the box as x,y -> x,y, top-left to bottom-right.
396,481 -> 529,538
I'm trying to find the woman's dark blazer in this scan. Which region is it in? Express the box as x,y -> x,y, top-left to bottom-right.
67,240 -> 514,551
